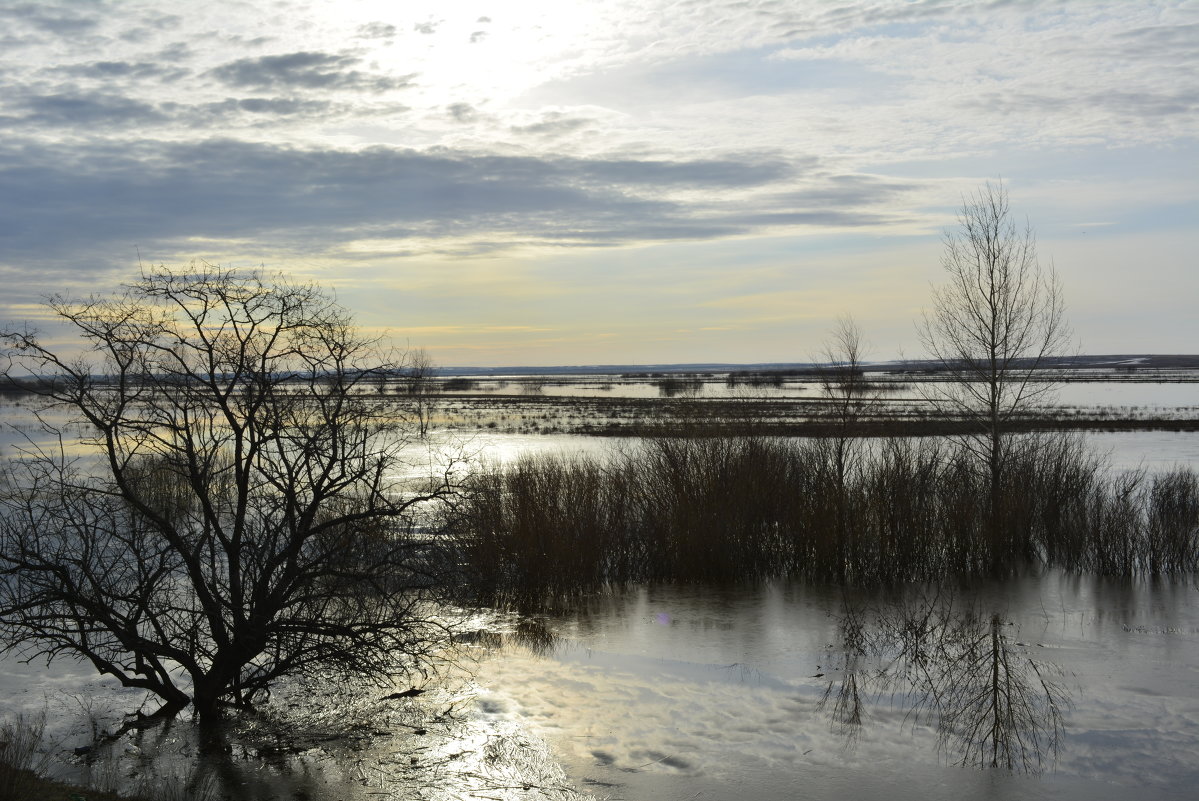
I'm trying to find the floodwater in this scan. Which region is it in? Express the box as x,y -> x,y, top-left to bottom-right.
436,371 -> 1199,419
439,374 -> 1199,411
0,635 -> 589,801
476,575 -> 1199,800
460,429 -> 1199,473
2,382 -> 1198,800
5,574 -> 1198,800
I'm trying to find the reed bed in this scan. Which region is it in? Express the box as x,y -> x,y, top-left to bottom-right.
451,434 -> 1199,609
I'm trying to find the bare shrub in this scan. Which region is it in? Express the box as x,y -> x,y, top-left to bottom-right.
0,712 -> 51,800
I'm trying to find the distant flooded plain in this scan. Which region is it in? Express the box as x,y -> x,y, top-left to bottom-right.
1,375 -> 1197,799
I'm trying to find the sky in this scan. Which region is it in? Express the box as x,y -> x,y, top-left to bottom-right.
0,0 -> 1196,367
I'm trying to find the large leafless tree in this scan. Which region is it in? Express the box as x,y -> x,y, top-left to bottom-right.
917,182 -> 1071,562
0,266 -> 459,721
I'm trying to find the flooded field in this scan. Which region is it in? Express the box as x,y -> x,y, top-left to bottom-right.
432,374 -> 1199,438
4,371 -> 1198,452
2,374 -> 1198,800
0,626 -> 588,801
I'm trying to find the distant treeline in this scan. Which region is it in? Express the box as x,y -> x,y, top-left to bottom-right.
726,367 -> 866,386
0,376 -> 57,395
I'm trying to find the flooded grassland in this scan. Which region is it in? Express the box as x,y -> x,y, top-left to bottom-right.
1,371 -> 1198,800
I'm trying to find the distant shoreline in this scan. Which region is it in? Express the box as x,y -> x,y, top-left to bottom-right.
433,354 -> 1199,377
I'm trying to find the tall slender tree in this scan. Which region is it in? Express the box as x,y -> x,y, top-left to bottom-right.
917,182 -> 1071,565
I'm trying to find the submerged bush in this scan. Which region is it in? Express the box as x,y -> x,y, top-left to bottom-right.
453,434 -> 1199,609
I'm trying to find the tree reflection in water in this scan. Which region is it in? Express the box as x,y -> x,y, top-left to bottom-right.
821,592 -> 1071,773
62,641 -> 591,801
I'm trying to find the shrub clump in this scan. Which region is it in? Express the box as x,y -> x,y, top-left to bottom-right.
452,434 -> 1199,609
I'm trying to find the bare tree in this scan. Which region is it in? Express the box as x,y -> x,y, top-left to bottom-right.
917,181 -> 1071,563
0,266 -> 461,721
403,346 -> 437,438
813,315 -> 880,576
817,314 -> 876,486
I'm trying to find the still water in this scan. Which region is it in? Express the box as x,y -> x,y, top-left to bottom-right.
477,574 -> 1199,800
462,429 -> 1199,473
4,573 -> 1197,800
443,376 -> 1199,411
2,395 -> 1198,799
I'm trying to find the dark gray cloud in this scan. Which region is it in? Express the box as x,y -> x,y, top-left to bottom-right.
960,88 -> 1199,121
0,34 -> 33,52
0,140 -> 651,252
1113,22 -> 1199,56
1087,89 -> 1199,119
218,33 -> 273,48
0,139 -> 895,275
956,90 -> 1062,116
447,103 -> 477,122
0,1 -> 102,37
56,60 -> 189,82
574,156 -> 792,188
12,92 -> 166,127
157,42 -> 193,63
723,209 -> 895,228
196,97 -> 337,118
2,89 -> 401,133
116,10 -> 183,43
769,174 -> 915,208
208,51 -> 412,93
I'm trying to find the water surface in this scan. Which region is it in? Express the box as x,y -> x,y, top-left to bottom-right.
478,574 -> 1199,800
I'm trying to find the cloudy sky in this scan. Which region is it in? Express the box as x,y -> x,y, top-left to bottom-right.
1,0 -> 1195,366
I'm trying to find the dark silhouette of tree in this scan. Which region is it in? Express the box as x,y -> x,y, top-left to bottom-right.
403,346 -> 437,437
814,314 -> 880,578
0,266 -> 460,721
817,314 -> 874,487
917,181 -> 1071,567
